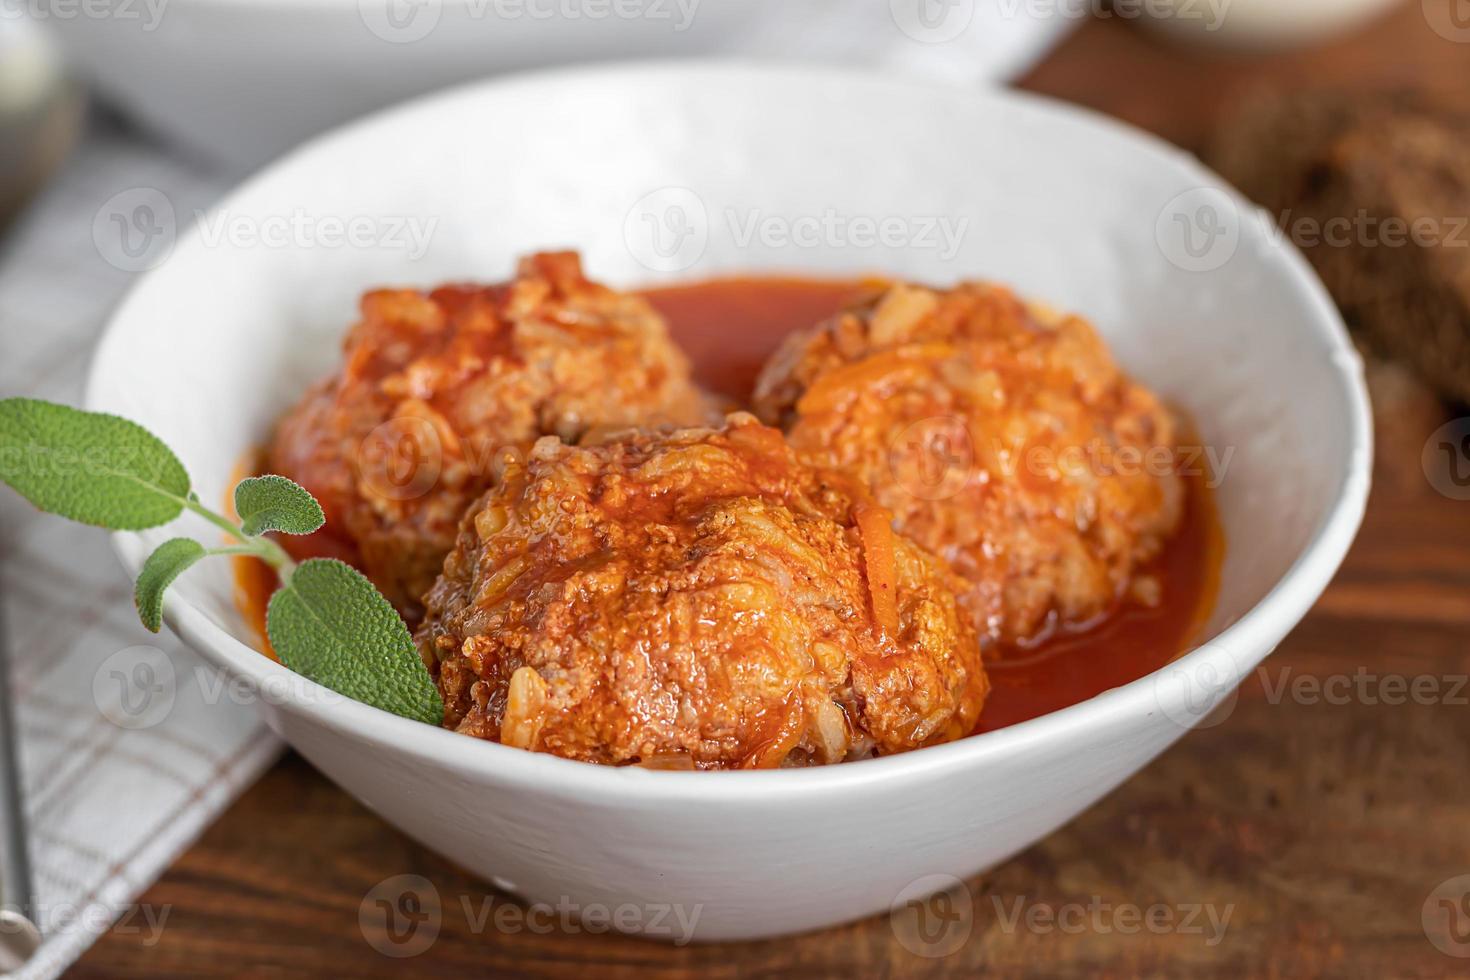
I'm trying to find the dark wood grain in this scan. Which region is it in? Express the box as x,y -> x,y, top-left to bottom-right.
71,6 -> 1470,977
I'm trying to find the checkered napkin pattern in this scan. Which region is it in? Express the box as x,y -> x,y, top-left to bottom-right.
0,120 -> 282,980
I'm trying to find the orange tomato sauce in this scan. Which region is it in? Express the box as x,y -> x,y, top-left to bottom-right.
236,276 -> 1223,733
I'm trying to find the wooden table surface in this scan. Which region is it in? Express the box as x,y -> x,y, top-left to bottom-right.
73,5 -> 1470,977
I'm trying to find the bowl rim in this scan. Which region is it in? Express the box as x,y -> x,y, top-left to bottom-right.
85,59 -> 1373,801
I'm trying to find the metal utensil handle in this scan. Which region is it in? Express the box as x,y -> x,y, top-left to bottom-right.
0,575 -> 38,944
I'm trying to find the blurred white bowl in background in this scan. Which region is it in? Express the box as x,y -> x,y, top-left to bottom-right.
38,0 -> 1073,168
1140,0 -> 1403,48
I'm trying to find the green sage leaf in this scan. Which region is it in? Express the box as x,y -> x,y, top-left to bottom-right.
0,398 -> 189,529
134,537 -> 207,633
266,558 -> 442,725
235,475 -> 325,537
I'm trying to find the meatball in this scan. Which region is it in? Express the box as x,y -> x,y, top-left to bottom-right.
416,414 -> 988,769
753,281 -> 1184,649
269,252 -> 711,618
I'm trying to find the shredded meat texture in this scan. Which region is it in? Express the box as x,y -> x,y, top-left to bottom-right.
753,282 -> 1184,649
268,252 -> 713,619
416,414 -> 988,769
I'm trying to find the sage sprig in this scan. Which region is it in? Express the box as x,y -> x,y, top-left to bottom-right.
0,397 -> 442,725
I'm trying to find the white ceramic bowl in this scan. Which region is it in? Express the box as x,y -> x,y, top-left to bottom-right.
40,0 -> 1070,167
85,63 -> 1371,941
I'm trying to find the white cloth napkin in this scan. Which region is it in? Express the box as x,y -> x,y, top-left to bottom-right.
0,120 -> 281,980
0,11 -> 1074,975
